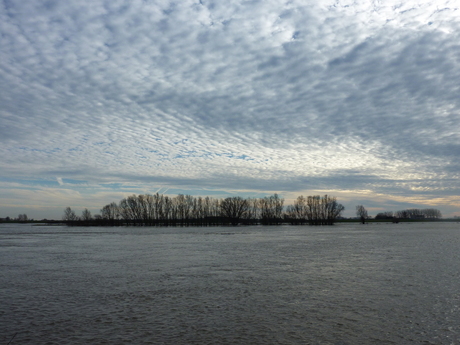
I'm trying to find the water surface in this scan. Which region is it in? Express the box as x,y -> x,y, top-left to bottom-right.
1,222 -> 459,344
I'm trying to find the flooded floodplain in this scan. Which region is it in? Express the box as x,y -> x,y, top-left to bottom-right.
1,222 -> 459,344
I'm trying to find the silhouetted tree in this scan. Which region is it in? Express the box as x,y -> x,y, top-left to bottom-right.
305,195 -> 344,225
356,205 -> 368,224
101,202 -> 119,225
289,195 -> 308,224
394,208 -> 441,220
17,214 -> 28,222
323,195 -> 345,225
375,211 -> 393,219
306,195 -> 320,225
63,207 -> 78,225
242,198 -> 259,224
220,196 -> 249,225
64,193 -> 350,227
260,194 -> 284,225
81,208 -> 92,225
422,208 -> 442,219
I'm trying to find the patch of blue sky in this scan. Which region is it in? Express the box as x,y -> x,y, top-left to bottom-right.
0,177 -> 60,188
100,183 -> 126,189
235,154 -> 253,160
217,190 -> 274,199
173,139 -> 190,145
143,148 -> 159,153
160,188 -> 214,197
213,152 -> 255,160
162,188 -> 274,199
172,151 -> 255,160
18,147 -> 61,154
292,31 -> 301,39
116,182 -> 149,190
59,178 -> 88,185
139,147 -> 166,158
173,153 -> 193,159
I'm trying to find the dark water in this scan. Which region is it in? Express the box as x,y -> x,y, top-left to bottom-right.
1,222 -> 459,344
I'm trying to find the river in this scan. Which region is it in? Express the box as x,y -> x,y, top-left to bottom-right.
1,222 -> 459,344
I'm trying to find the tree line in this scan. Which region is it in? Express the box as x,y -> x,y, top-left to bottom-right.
375,208 -> 442,220
62,193 -> 345,227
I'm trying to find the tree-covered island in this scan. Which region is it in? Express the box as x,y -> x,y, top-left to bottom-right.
57,193 -> 443,227
63,193 -> 344,226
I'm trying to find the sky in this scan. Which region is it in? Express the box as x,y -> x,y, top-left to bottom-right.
1,0 -> 460,220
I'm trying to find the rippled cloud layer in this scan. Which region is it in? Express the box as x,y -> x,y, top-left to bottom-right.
1,0 -> 459,218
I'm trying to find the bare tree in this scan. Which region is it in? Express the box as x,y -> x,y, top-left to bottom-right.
260,194 -> 284,225
375,211 -> 393,220
17,214 -> 28,222
323,195 -> 345,225
220,197 -> 249,225
285,196 -> 308,224
81,208 -> 92,222
63,207 -> 78,225
162,196 -> 173,225
422,208 -> 442,219
101,202 -> 119,225
306,195 -> 320,225
174,194 -> 193,225
243,198 -> 259,224
395,210 -> 408,219
393,208 -> 442,220
67,193 -> 349,227
303,195 -> 344,225
356,205 -> 368,224
118,198 -> 133,225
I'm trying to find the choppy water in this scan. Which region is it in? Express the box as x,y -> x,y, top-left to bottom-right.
1,222 -> 459,344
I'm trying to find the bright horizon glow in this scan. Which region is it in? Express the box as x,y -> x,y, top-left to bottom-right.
1,1 -> 460,219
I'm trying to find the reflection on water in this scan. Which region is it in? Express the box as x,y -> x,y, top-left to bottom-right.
1,223 -> 459,344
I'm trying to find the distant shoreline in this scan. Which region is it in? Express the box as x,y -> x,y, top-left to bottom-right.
1,218 -> 458,226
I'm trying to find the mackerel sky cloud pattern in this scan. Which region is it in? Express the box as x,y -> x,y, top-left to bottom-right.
1,0 -> 459,218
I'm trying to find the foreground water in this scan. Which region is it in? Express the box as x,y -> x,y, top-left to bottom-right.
1,222 -> 459,344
